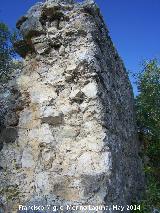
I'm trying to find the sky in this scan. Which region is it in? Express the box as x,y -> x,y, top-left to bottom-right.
0,0 -> 160,95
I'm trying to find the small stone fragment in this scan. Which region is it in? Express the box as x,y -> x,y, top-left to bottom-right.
82,81 -> 98,98
41,108 -> 64,125
69,89 -> 83,102
21,149 -> 35,168
19,16 -> 44,39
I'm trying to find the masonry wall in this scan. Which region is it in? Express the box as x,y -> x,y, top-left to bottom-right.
0,0 -> 144,212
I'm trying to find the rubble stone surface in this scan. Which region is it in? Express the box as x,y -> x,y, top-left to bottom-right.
0,0 -> 144,212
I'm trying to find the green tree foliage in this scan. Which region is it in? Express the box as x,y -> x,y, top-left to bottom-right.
0,22 -> 22,83
135,59 -> 160,212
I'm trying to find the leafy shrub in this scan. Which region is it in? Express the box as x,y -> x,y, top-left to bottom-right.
134,59 -> 160,212
0,22 -> 22,83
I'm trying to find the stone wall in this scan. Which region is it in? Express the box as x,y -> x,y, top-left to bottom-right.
0,0 -> 144,212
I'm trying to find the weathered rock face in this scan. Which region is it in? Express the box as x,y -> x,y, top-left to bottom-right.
0,0 -> 144,212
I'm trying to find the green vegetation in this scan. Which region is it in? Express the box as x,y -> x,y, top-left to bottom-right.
135,59 -> 160,212
0,22 -> 22,83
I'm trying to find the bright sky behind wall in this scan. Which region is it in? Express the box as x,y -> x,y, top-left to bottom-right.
0,0 -> 160,95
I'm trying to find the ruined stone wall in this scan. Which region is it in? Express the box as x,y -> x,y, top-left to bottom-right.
0,0 -> 144,212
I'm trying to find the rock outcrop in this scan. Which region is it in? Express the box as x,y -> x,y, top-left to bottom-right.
0,0 -> 144,212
